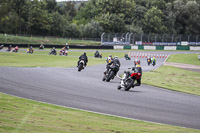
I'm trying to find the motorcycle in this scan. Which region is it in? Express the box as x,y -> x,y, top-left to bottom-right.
26,49 -> 34,54
94,53 -> 102,58
78,60 -> 85,72
39,45 -> 44,50
124,54 -> 131,60
0,45 -> 3,50
103,65 -> 117,82
49,50 -> 57,55
152,60 -> 156,66
12,49 -> 18,53
6,47 -> 12,52
147,58 -> 151,65
117,68 -> 142,91
59,50 -> 68,56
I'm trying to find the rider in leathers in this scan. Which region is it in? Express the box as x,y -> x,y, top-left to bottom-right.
106,56 -> 121,76
77,52 -> 88,67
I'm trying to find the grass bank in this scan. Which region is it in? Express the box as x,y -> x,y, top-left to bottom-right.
142,54 -> 200,95
17,50 -> 126,58
0,93 -> 199,133
0,52 -> 105,67
0,34 -> 100,46
167,54 -> 200,66
142,65 -> 200,95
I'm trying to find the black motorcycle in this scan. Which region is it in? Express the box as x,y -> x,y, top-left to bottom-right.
49,51 -> 57,55
103,65 -> 117,82
0,45 -> 3,50
152,60 -> 156,66
78,60 -> 85,72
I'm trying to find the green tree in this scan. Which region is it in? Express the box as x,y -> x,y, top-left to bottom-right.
82,20 -> 104,38
143,7 -> 167,33
97,13 -> 126,33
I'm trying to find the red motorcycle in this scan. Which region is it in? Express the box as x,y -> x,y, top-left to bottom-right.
59,50 -> 68,56
117,67 -> 142,91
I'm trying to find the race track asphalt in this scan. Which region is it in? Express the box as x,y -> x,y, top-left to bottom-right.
0,50 -> 200,129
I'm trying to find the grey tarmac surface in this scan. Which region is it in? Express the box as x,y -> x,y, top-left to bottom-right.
0,51 -> 200,129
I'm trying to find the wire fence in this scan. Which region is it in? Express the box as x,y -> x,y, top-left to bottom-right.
101,33 -> 200,46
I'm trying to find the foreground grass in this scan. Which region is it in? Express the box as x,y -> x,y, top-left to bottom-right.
167,54 -> 200,66
142,65 -> 200,95
0,34 -> 100,45
0,93 -> 199,133
0,52 -> 105,67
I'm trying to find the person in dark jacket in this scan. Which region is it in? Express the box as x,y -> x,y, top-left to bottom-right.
94,50 -> 100,57
77,52 -> 88,67
106,56 -> 121,75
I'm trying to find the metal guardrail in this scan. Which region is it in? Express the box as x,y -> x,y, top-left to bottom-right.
101,33 -> 200,46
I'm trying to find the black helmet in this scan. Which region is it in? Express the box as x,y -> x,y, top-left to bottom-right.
84,52 -> 86,56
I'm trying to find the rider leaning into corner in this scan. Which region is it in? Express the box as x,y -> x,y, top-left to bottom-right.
127,64 -> 142,86
106,56 -> 121,76
77,52 -> 88,67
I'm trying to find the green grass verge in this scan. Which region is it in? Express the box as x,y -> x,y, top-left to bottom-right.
0,34 -> 100,45
0,93 -> 199,133
0,52 -> 105,67
142,65 -> 200,95
167,54 -> 200,66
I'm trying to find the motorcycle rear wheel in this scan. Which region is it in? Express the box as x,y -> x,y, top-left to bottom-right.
106,71 -> 114,82
78,63 -> 83,72
124,79 -> 134,91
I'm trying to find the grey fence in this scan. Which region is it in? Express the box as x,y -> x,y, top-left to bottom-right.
101,33 -> 200,46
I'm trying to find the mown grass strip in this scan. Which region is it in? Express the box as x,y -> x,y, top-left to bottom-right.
167,54 -> 200,66
0,52 -> 105,67
0,93 -> 199,133
142,65 -> 200,96
0,34 -> 100,45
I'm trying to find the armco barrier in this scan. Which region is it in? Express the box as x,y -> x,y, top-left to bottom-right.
156,45 -> 164,50
1,43 -> 200,50
124,45 -> 131,49
144,46 -> 156,50
138,45 -> 144,50
164,46 -> 176,50
0,43 -> 113,49
131,46 -> 138,50
114,46 -> 124,49
176,46 -> 190,50
190,46 -> 200,50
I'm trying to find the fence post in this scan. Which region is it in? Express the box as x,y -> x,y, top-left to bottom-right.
101,32 -> 105,45
129,33 -> 133,44
171,35 -> 174,42
148,34 -> 151,43
154,34 -> 157,43
179,34 -> 182,42
108,33 -> 111,42
196,35 -> 199,45
125,32 -> 129,42
188,35 -> 191,42
141,34 -> 143,43
162,34 -> 165,42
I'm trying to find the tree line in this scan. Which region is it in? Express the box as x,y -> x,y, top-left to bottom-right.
0,0 -> 199,38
